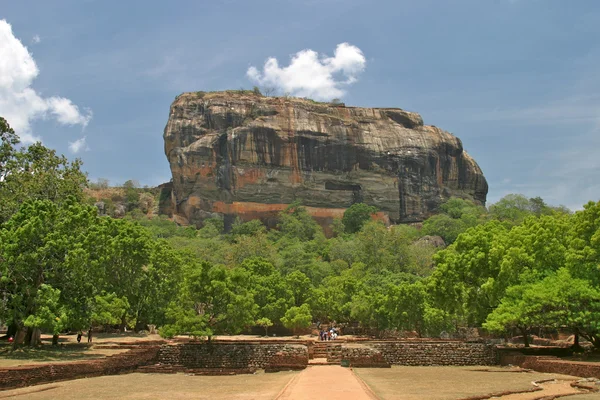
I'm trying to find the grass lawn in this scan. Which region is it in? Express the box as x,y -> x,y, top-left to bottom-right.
0,344 -> 129,367
354,366 -> 579,400
0,332 -> 155,368
0,371 -> 298,399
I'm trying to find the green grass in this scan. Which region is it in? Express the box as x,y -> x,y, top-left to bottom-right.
354,366 -> 579,400
0,371 -> 298,400
0,344 -> 128,367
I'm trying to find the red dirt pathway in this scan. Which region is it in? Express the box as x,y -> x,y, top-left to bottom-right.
276,365 -> 378,400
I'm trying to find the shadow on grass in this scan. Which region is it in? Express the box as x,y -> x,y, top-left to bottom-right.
0,332 -> 153,365
0,343 -> 102,363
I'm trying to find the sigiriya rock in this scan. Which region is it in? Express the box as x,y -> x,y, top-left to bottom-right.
162,91 -> 488,229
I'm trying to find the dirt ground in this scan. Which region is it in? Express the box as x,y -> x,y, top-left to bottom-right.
0,365 -> 598,399
354,366 -> 584,400
277,365 -> 376,400
0,371 -> 297,400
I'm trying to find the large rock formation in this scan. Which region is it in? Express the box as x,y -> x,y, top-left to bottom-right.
163,91 -> 488,229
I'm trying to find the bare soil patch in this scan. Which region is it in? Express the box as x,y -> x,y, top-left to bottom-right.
0,371 -> 297,399
354,366 -> 580,400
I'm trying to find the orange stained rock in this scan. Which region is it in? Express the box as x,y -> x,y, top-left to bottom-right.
211,201 -> 390,223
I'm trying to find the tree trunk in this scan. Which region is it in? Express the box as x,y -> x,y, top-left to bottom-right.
135,320 -> 146,332
12,326 -> 26,349
119,313 -> 128,332
571,328 -> 584,352
264,327 -> 268,337
5,322 -> 17,339
52,334 -> 59,346
519,327 -> 530,347
30,328 -> 41,346
24,327 -> 33,346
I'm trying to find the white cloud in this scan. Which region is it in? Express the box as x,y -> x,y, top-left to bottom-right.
0,19 -> 92,143
68,136 -> 88,154
247,43 -> 366,101
32,34 -> 41,44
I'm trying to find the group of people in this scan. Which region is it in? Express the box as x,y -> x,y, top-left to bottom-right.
76,327 -> 93,343
319,328 -> 338,341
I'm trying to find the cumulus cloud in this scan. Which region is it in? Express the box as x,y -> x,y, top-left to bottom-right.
68,136 -> 88,154
0,20 -> 92,143
247,43 -> 366,101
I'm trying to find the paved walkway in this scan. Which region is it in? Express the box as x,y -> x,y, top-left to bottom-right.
276,365 -> 378,400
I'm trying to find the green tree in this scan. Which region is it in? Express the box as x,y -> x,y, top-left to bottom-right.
23,284 -> 68,346
0,134 -> 87,223
421,197 -> 486,244
482,284 -> 537,347
567,201 -> 600,286
91,292 -> 130,330
421,214 -> 466,244
227,231 -> 276,266
277,202 -> 322,241
384,282 -> 427,336
281,304 -> 312,337
354,221 -> 413,273
256,317 -> 273,336
241,257 -> 293,323
0,199 -> 101,344
483,268 -> 600,348
161,262 -> 257,340
95,218 -> 155,330
0,117 -> 19,182
342,203 -> 377,233
231,218 -> 266,237
285,271 -> 313,307
488,194 -> 533,224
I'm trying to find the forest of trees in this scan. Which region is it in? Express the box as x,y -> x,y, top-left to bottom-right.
2,116 -> 600,348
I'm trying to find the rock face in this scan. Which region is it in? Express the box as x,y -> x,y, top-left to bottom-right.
163,91 -> 488,229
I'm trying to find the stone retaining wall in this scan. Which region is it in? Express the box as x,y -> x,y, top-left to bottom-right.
0,347 -> 159,390
370,341 -> 497,366
341,345 -> 390,367
155,342 -> 308,372
500,351 -> 600,378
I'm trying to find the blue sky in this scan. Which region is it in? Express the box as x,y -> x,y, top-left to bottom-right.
1,0 -> 599,210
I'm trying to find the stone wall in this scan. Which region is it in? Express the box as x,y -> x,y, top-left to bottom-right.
341,344 -> 390,368
369,341 -> 497,366
155,342 -> 308,373
0,346 -> 159,390
500,351 -> 600,378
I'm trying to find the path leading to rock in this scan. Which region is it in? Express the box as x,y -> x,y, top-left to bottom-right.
276,365 -> 378,400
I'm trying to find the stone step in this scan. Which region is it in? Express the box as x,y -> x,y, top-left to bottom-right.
308,360 -> 341,366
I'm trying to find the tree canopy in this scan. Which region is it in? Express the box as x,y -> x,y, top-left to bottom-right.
3,114 -> 597,348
